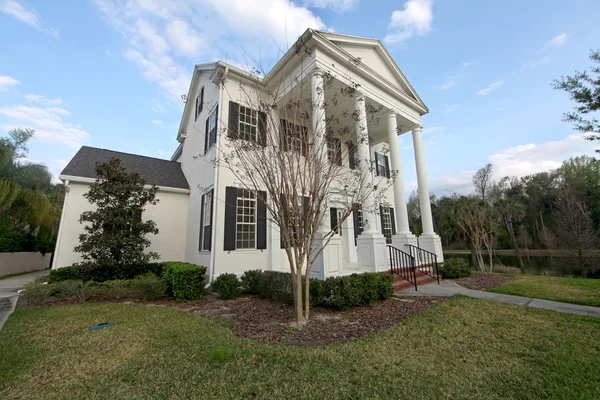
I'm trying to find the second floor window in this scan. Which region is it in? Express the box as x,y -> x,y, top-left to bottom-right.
195,86 -> 204,121
281,119 -> 307,156
239,105 -> 258,142
327,137 -> 342,166
375,152 -> 390,178
205,105 -> 218,153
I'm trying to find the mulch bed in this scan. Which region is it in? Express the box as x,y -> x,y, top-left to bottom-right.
453,274 -> 517,291
155,294 -> 446,346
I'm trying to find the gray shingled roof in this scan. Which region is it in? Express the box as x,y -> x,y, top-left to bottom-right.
61,146 -> 189,189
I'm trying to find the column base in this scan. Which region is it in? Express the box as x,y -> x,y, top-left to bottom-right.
391,232 -> 418,253
356,232 -> 388,273
310,234 -> 343,280
417,233 -> 444,263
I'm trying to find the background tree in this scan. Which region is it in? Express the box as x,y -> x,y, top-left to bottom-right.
553,49 -> 600,151
216,45 -> 391,328
75,158 -> 159,273
473,163 -> 494,202
0,129 -> 63,253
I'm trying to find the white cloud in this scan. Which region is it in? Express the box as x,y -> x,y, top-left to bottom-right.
422,126 -> 445,135
303,0 -> 357,11
442,104 -> 458,113
462,61 -> 472,66
0,104 -> 88,148
477,80 -> 503,96
151,119 -> 163,125
514,56 -> 551,74
384,0 -> 433,44
435,75 -> 459,90
94,0 -> 326,102
538,33 -> 568,54
0,0 -> 59,38
24,94 -> 63,106
0,75 -> 20,89
427,134 -> 595,194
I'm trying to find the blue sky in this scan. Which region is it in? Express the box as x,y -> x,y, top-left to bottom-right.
1,0 -> 599,195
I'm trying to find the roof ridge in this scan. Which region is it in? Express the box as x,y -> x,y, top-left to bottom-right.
80,146 -> 180,164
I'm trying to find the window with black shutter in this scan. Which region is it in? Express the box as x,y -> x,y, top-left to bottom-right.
205,105 -> 218,154
347,142 -> 357,169
202,190 -> 214,251
375,152 -> 390,178
327,137 -> 342,165
223,186 -> 267,251
281,119 -> 307,155
228,101 -> 266,146
379,206 -> 395,244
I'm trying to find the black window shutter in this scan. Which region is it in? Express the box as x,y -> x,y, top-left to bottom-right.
330,207 -> 338,234
384,154 -> 390,178
301,126 -> 308,157
353,203 -> 361,244
256,191 -> 267,249
224,186 -> 237,250
280,119 -> 288,151
390,207 -> 396,235
211,104 -> 219,146
195,97 -> 199,121
199,87 -> 204,113
228,101 -> 239,139
199,194 -> 205,251
204,117 -> 209,154
280,193 -> 287,248
207,190 -> 214,250
348,143 -> 356,169
258,111 -> 267,146
379,206 -> 385,235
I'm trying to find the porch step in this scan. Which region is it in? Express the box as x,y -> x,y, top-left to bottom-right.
392,274 -> 441,292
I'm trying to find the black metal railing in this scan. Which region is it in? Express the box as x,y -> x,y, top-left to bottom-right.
405,244 -> 440,284
387,245 -> 417,291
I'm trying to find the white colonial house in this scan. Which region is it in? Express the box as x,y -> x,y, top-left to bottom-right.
52,29 -> 443,286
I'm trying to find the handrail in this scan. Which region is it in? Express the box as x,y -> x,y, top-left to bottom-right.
405,244 -> 440,284
387,245 -> 417,291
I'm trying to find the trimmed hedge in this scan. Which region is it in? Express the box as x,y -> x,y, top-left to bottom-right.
49,262 -> 164,283
438,258 -> 471,279
240,270 -> 263,294
162,262 -> 206,301
212,273 -> 242,299
245,270 -> 392,310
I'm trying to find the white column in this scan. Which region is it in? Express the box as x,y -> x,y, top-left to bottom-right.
355,92 -> 387,272
311,68 -> 330,234
412,124 -> 434,234
387,112 -> 410,234
355,92 -> 377,234
412,124 -> 443,261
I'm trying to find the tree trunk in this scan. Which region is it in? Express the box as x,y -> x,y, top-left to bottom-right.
469,240 -> 478,269
304,272 -> 310,321
504,216 -> 525,273
295,270 -> 306,328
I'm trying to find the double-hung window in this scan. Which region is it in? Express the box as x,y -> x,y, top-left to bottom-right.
375,152 -> 390,178
239,105 -> 258,143
236,189 -> 257,249
204,105 -> 218,153
327,137 -> 342,165
281,119 -> 306,155
199,189 -> 214,251
381,207 -> 393,244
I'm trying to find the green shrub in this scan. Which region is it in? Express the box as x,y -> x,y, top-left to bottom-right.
47,280 -> 95,303
49,266 -> 76,283
132,273 -> 167,300
97,280 -> 133,300
258,271 -> 295,303
240,270 -> 263,294
324,273 -> 394,310
212,273 -> 242,299
438,258 -> 471,279
20,283 -> 51,306
162,262 -> 206,301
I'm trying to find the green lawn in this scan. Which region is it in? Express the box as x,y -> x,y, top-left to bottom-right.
1,299 -> 599,399
489,275 -> 600,307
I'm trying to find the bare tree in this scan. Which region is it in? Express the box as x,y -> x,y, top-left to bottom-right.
214,45 -> 391,327
452,195 -> 500,273
473,163 -> 494,202
553,184 -> 600,275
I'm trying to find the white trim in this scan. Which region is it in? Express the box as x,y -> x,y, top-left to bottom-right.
58,175 -> 191,194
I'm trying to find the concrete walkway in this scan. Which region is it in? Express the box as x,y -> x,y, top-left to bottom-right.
395,280 -> 600,318
0,270 -> 49,331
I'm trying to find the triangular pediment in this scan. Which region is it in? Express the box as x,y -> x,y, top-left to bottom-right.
315,31 -> 426,110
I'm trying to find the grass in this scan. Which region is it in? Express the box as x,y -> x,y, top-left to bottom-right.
1,298 -> 599,399
489,274 -> 600,307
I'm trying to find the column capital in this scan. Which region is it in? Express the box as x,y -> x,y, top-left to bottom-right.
387,110 -> 397,119
311,67 -> 324,77
412,123 -> 423,133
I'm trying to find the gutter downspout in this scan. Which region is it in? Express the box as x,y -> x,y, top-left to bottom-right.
209,66 -> 228,284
